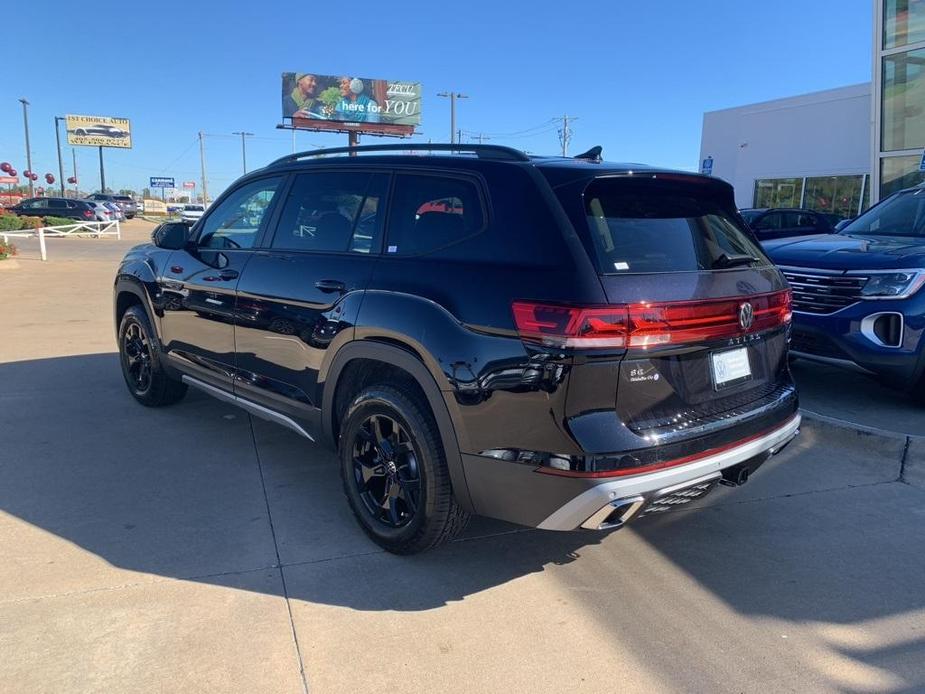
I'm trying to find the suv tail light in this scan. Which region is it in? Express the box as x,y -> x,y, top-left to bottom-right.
82,209 -> 93,218
513,290 -> 791,349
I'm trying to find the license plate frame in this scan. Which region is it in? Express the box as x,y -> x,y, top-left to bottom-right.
710,347 -> 753,390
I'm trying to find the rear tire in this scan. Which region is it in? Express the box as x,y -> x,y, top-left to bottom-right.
339,385 -> 469,554
118,305 -> 187,407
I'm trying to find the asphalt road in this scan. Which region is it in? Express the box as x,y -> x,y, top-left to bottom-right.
1,221 -> 924,693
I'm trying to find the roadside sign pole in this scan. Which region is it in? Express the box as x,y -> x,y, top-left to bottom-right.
72,148 -> 78,197
98,146 -> 105,193
54,117 -> 66,197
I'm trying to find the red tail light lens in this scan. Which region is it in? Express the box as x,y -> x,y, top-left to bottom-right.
83,209 -> 93,218
513,290 -> 791,350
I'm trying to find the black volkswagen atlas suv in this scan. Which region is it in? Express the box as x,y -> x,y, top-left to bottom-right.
114,143 -> 799,554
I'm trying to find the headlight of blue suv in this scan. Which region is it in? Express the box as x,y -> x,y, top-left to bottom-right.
860,271 -> 925,299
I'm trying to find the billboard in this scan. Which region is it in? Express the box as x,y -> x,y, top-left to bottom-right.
66,114 -> 132,148
282,72 -> 420,135
182,181 -> 196,189
150,177 -> 174,188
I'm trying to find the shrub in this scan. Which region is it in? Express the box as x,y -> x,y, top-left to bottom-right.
0,239 -> 17,259
44,216 -> 76,227
0,214 -> 23,231
18,216 -> 44,229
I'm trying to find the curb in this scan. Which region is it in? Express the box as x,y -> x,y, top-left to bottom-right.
800,408 -> 925,489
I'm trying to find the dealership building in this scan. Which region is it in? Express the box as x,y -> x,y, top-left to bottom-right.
700,0 -> 925,215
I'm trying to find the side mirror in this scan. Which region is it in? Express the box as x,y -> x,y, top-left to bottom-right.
152,221 -> 190,250
834,219 -> 852,232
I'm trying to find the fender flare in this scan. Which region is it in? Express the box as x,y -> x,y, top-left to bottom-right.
113,275 -> 159,338
322,340 -> 474,513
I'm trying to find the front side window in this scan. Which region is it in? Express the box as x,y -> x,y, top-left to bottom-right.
842,187 -> 925,237
754,212 -> 783,231
581,178 -> 768,273
197,177 -> 282,250
385,174 -> 485,256
271,172 -> 388,253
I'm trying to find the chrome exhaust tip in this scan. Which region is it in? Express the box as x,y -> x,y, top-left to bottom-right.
580,496 -> 646,531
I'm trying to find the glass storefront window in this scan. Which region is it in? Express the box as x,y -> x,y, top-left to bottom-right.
884,0 -> 925,49
753,178 -> 803,208
881,155 -> 925,197
803,175 -> 866,218
882,48 -> 925,152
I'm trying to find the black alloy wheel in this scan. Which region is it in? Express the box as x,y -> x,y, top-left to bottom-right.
351,414 -> 421,528
121,321 -> 153,395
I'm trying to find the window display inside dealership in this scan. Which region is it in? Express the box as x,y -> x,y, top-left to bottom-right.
753,175 -> 870,218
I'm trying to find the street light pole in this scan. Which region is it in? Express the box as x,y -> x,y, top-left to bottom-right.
54,116 -> 66,196
232,131 -> 253,174
198,131 -> 209,206
436,92 -> 468,144
19,98 -> 34,197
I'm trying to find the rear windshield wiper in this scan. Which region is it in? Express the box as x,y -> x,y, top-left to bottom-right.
713,253 -> 759,268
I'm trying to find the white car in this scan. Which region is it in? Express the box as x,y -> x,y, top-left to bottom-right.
180,204 -> 205,223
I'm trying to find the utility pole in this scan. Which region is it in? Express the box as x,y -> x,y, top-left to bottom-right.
436,92 -> 468,144
98,146 -> 106,193
457,129 -> 462,144
198,131 -> 209,206
19,98 -> 34,197
54,116 -> 66,196
232,131 -> 253,174
470,133 -> 490,144
557,114 -> 577,156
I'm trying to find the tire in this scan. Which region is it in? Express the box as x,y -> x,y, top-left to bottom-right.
339,385 -> 469,554
118,305 -> 187,407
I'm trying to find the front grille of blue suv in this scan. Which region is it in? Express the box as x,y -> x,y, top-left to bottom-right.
763,183 -> 925,396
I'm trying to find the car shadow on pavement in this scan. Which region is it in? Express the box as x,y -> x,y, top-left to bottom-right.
3,350 -> 925,684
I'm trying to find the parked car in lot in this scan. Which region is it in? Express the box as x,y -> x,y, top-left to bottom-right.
764,183 -> 925,396
103,201 -> 124,221
85,201 -> 114,222
87,193 -> 138,219
113,143 -> 799,554
180,204 -> 205,223
740,207 -> 841,241
6,197 -> 97,221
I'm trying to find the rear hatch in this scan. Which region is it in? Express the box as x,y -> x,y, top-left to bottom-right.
554,173 -> 794,451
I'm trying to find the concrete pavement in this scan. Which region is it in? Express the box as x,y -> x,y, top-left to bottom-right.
1,220 -> 924,693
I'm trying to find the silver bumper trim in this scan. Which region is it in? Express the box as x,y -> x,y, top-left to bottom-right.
538,414 -> 801,531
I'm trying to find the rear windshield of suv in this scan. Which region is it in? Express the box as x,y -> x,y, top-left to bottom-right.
578,178 -> 768,274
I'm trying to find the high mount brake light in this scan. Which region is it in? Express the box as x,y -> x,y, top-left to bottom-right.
512,290 -> 791,350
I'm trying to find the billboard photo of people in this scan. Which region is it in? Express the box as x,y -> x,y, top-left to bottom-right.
281,73 -> 421,129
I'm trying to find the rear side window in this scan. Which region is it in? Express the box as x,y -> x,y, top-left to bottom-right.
385,174 -> 485,255
271,172 -> 388,253
581,178 -> 767,273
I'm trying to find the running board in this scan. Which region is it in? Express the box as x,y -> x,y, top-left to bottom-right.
181,375 -> 315,441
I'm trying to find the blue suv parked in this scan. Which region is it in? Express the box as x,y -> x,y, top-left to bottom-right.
763,184 -> 925,395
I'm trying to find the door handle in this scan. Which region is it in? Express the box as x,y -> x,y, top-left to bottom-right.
219,269 -> 239,280
315,279 -> 346,293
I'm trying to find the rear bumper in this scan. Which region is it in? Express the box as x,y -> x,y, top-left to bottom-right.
461,414 -> 800,531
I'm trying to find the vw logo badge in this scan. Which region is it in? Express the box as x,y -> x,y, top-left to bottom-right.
738,302 -> 754,330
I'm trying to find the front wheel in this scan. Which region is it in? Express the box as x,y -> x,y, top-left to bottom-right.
118,305 -> 187,406
339,386 -> 469,554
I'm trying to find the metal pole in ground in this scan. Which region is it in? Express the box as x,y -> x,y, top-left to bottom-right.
38,226 -> 46,261
54,117 -> 66,197
98,146 -> 106,192
19,98 -> 34,197
198,131 -> 209,206
72,148 -> 78,197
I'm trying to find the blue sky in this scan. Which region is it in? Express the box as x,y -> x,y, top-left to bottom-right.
4,0 -> 872,197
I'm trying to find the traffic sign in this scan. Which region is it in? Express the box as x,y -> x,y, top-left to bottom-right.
150,176 -> 175,188
701,156 -> 714,175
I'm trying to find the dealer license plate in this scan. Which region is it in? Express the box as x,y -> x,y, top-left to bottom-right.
711,347 -> 752,388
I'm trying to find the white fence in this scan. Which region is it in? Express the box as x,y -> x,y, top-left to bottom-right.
1,221 -> 121,261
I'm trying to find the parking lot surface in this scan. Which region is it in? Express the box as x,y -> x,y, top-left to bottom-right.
2,220 -> 924,693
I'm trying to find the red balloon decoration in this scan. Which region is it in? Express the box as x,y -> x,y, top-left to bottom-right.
0,162 -> 11,174
67,176 -> 77,184
8,169 -> 17,176
30,172 -> 38,181
45,173 -> 55,184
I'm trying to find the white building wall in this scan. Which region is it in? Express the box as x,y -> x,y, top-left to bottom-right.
700,84 -> 872,208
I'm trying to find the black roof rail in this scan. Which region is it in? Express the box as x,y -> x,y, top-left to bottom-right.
268,142 -> 531,167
